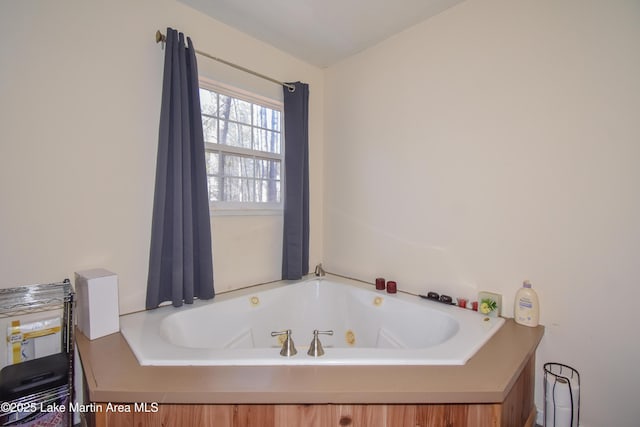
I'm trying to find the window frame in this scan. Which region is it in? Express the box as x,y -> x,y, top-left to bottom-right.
199,77 -> 284,216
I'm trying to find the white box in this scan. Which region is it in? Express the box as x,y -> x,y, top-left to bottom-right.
75,269 -> 120,340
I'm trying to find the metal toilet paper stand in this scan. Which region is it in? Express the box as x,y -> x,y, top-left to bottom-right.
544,362 -> 580,427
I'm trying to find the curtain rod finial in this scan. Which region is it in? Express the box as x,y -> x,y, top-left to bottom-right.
155,30 -> 165,44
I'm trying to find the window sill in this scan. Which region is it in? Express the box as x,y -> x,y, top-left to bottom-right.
210,208 -> 283,217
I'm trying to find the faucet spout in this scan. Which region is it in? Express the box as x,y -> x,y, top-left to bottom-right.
314,263 -> 326,277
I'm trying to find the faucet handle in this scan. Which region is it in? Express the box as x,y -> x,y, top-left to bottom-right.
271,329 -> 297,357
307,329 -> 334,357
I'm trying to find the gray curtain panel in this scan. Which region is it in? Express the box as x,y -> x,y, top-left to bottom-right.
282,82 -> 310,280
146,28 -> 214,309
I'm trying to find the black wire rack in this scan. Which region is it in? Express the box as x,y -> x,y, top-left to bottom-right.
544,362 -> 580,427
0,280 -> 74,427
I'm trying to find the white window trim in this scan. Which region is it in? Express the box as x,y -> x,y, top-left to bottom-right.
200,77 -> 285,216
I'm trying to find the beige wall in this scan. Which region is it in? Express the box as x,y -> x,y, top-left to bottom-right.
324,0 -> 640,425
0,0 -> 324,313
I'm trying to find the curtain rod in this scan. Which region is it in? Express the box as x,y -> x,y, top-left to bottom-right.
155,30 -> 295,92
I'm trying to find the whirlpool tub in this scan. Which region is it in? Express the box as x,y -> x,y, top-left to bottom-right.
120,276 -> 504,366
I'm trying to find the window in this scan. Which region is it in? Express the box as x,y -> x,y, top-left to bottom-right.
199,79 -> 283,212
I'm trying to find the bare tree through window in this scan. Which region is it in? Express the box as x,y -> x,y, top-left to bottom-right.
199,81 -> 282,208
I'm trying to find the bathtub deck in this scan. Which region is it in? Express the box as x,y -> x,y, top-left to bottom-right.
77,318 -> 543,405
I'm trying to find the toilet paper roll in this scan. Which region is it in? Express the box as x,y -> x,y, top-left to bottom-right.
545,376 -> 579,427
545,405 -> 574,427
545,376 -> 579,408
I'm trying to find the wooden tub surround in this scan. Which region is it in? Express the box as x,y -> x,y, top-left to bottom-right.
78,319 -> 543,427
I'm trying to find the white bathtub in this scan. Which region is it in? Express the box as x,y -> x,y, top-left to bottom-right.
120,276 -> 504,366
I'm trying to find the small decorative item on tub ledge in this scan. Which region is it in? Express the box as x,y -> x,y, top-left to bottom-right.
479,298 -> 497,314
386,281 -> 397,294
477,291 -> 502,317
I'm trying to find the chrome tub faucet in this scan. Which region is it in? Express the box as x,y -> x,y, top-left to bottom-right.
314,263 -> 325,277
271,329 -> 297,357
307,330 -> 334,357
